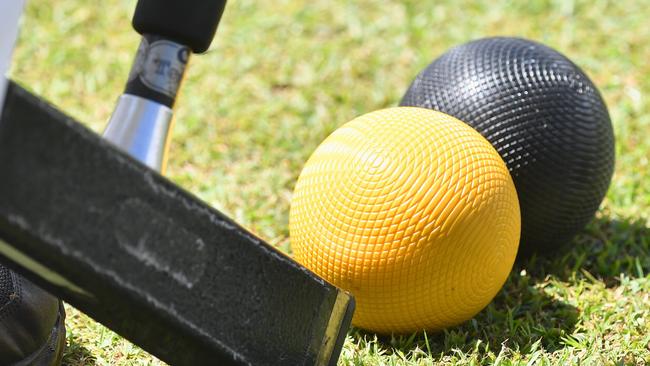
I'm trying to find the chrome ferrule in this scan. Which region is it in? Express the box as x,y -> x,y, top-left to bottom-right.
103,94 -> 173,171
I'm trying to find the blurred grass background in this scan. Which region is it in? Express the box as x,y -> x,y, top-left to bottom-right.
9,0 -> 649,364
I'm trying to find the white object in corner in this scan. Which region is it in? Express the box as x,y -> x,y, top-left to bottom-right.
0,0 -> 25,117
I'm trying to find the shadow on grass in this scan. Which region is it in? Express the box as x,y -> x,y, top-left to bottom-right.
523,215 -> 650,286
351,274 -> 579,359
349,215 -> 649,360
62,335 -> 97,366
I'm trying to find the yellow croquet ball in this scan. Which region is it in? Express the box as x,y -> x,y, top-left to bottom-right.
289,107 -> 521,334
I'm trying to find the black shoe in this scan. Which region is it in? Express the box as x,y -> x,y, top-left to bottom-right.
0,263 -> 66,366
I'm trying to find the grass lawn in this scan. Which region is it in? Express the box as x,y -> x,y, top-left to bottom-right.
9,0 -> 649,365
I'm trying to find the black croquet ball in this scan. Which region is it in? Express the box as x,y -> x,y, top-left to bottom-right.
400,37 -> 615,256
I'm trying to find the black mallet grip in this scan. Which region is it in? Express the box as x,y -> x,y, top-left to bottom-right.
132,0 -> 226,53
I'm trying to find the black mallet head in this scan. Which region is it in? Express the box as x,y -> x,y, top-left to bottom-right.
401,37 -> 615,256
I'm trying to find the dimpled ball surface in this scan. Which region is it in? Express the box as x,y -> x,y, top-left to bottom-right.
401,37 -> 615,256
289,107 -> 520,334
